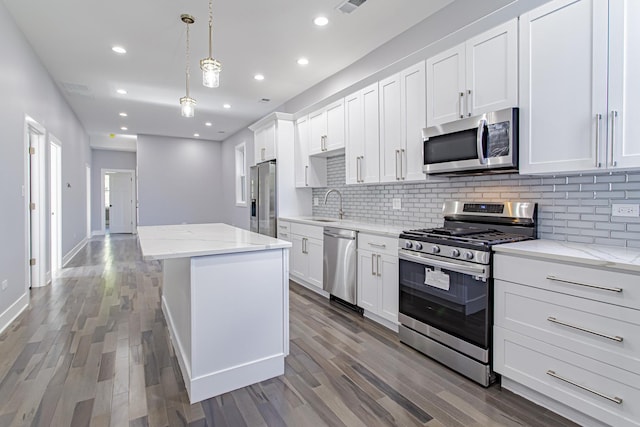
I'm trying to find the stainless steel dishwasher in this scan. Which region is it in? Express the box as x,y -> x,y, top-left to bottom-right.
323,227 -> 361,312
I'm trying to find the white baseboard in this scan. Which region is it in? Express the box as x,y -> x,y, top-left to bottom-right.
91,230 -> 105,237
289,276 -> 329,298
363,311 -> 399,333
0,293 -> 29,335
62,237 -> 88,267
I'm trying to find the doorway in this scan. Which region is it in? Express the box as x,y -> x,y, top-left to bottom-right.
24,116 -> 47,288
49,137 -> 62,278
101,169 -> 136,234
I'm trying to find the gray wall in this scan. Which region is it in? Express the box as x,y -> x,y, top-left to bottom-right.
137,134 -> 224,226
221,128 -> 254,229
91,149 -> 137,232
0,2 -> 90,325
313,156 -> 640,248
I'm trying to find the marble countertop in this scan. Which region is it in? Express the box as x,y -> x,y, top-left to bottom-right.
279,216 -> 405,238
137,223 -> 292,261
494,239 -> 640,273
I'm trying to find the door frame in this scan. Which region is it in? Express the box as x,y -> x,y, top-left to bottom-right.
100,168 -> 136,235
86,165 -> 91,239
49,135 -> 62,279
23,115 -> 47,289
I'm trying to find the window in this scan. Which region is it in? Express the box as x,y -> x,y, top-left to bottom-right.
235,142 -> 247,206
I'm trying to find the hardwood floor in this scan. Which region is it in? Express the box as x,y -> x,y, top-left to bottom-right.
0,234 -> 577,427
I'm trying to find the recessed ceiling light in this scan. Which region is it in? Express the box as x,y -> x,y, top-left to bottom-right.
223,103 -> 231,109
297,57 -> 309,66
116,88 -> 127,95
205,122 -> 212,126
254,74 -> 265,81
112,46 -> 127,54
314,16 -> 329,26
119,112 -> 128,117
120,126 -> 128,131
194,133 -> 200,137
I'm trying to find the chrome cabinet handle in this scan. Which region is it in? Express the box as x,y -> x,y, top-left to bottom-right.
459,92 -> 464,119
371,254 -> 376,276
610,110 -> 618,167
467,89 -> 472,117
279,225 -> 288,229
595,114 -> 602,168
546,275 -> 622,293
305,165 -> 308,187
279,233 -> 288,238
377,255 -> 381,277
400,149 -> 405,180
302,238 -> 307,254
547,316 -> 623,342
356,156 -> 361,183
546,370 -> 623,405
261,147 -> 266,161
368,242 -> 386,249
395,150 -> 400,180
359,156 -> 364,182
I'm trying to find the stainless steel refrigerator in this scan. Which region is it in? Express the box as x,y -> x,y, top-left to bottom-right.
249,160 -> 277,237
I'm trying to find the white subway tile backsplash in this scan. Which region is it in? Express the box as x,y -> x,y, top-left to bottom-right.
312,156 -> 640,247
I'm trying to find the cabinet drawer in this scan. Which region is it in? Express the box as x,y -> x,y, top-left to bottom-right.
495,280 -> 640,374
290,222 -> 324,240
277,221 -> 290,236
494,254 -> 640,310
358,233 -> 398,256
494,327 -> 640,427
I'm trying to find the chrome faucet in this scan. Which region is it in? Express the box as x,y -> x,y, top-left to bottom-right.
323,188 -> 344,220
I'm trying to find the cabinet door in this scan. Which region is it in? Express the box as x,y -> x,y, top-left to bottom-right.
466,19 -> 518,116
290,235 -> 307,279
294,116 -> 310,188
401,61 -> 427,182
306,237 -> 323,290
345,91 -> 363,185
263,121 -> 277,161
357,250 -> 378,312
519,0 -> 608,174
309,109 -> 326,155
362,83 -> 380,183
379,73 -> 403,183
325,99 -> 345,151
608,0 -> 640,169
378,254 -> 399,324
426,43 -> 466,126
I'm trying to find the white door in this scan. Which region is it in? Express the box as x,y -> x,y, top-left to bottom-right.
290,235 -> 307,279
309,109 -> 326,155
379,73 -> 402,183
295,116 -> 309,187
519,0 -> 608,174
345,91 -> 363,185
608,0 -> 640,169
306,237 -> 323,289
325,99 -> 345,151
426,43 -> 466,126
357,250 -> 378,312
379,254 -> 399,324
401,61 -> 427,182
108,172 -> 134,234
49,139 -> 62,276
362,83 -> 380,183
28,126 -> 46,288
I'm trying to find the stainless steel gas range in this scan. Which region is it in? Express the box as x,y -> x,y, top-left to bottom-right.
398,201 -> 537,387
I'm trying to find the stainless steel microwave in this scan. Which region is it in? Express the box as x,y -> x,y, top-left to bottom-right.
422,108 -> 518,175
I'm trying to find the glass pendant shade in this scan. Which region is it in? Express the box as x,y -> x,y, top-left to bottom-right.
201,58 -> 221,88
180,96 -> 196,118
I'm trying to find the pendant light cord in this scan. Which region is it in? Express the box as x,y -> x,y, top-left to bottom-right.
185,20 -> 191,97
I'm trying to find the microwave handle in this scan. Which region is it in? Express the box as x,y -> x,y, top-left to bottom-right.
476,118 -> 487,165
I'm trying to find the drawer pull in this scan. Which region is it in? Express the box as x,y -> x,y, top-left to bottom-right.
368,242 -> 387,249
546,370 -> 623,405
546,275 -> 623,293
547,316 -> 623,342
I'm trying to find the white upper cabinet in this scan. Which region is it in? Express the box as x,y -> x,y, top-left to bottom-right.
309,99 -> 345,156
519,0 -> 640,174
294,116 -> 327,188
426,19 -> 518,127
345,83 -> 380,185
254,121 -> 276,163
379,73 -> 403,183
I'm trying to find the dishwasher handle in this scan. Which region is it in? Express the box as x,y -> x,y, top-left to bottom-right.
323,231 -> 356,240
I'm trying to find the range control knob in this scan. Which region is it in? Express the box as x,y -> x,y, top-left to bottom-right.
415,242 -> 423,251
451,249 -> 461,257
405,241 -> 413,249
431,246 -> 440,254
464,251 -> 474,260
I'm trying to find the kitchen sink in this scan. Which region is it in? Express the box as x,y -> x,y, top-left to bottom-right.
311,218 -> 338,222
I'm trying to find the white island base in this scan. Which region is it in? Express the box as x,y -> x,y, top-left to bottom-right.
138,224 -> 290,403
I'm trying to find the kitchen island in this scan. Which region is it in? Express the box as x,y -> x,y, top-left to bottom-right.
137,223 -> 291,403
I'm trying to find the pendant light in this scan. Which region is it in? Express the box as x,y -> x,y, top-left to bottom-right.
180,14 -> 196,117
200,0 -> 221,88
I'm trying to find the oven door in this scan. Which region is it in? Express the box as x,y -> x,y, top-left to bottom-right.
398,250 -> 491,350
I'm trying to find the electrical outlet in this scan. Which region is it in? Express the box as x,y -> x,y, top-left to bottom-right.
611,204 -> 640,217
392,198 -> 401,210
313,197 -> 319,206
1,279 -> 7,291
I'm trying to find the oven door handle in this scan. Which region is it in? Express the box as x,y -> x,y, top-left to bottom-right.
399,251 -> 489,278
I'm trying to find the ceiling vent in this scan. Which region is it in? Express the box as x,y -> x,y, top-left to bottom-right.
59,81 -> 94,98
336,0 -> 367,14
259,98 -> 271,103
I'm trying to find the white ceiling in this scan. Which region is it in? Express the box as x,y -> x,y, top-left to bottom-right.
4,0 -> 453,147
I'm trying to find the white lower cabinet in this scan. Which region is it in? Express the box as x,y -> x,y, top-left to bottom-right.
290,223 -> 323,291
357,233 -> 399,330
494,252 -> 640,427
